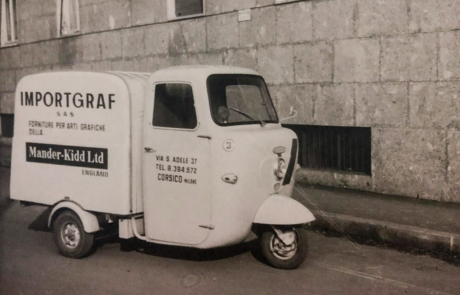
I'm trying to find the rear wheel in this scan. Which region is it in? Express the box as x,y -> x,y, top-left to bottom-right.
53,210 -> 94,258
260,227 -> 308,269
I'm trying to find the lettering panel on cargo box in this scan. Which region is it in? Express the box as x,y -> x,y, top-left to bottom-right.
26,142 -> 108,169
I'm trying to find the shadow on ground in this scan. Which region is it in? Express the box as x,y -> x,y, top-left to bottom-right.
27,206 -> 52,232
92,234 -> 266,264
136,239 -> 263,262
24,207 -> 267,264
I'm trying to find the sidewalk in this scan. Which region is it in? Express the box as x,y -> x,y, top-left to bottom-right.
293,183 -> 460,254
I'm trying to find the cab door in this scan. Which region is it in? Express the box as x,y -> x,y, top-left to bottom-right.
142,83 -> 211,245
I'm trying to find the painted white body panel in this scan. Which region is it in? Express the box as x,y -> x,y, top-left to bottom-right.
48,201 -> 100,233
253,194 -> 315,225
198,125 -> 301,248
11,71 -> 148,215
119,218 -> 145,239
142,108 -> 212,245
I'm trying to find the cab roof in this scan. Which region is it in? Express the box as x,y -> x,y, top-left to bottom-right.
149,65 -> 261,83
154,65 -> 259,75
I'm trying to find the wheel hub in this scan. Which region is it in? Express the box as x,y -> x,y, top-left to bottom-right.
62,223 -> 81,248
270,230 -> 298,260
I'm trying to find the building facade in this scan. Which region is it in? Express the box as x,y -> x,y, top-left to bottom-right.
1,0 -> 460,203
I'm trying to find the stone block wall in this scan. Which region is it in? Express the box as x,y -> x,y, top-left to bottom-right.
1,0 -> 460,202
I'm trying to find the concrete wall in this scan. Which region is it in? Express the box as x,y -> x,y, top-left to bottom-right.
1,0 -> 460,202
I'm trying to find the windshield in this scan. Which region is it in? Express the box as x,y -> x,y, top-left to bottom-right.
207,74 -> 279,126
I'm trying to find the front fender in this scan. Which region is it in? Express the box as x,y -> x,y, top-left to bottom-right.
253,194 -> 315,225
48,201 -> 100,233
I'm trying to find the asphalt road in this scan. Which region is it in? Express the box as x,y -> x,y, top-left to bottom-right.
0,167 -> 10,208
1,201 -> 460,295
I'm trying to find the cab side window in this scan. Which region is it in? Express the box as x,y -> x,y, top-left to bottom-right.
152,84 -> 197,129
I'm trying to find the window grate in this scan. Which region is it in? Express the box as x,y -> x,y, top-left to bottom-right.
175,0 -> 203,17
1,114 -> 14,138
283,125 -> 371,175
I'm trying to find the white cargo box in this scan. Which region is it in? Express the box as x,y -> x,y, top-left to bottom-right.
11,71 -> 148,215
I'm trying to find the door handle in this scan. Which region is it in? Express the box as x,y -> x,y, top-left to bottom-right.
144,147 -> 156,153
222,173 -> 238,184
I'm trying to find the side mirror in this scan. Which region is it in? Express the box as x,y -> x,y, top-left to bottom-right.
280,106 -> 298,122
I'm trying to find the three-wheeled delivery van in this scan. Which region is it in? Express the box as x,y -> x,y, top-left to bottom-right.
11,66 -> 315,269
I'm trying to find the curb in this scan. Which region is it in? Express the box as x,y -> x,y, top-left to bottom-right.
310,210 -> 460,253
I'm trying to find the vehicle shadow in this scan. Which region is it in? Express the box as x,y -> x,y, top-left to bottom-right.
90,234 -> 269,264
136,239 -> 262,262
25,210 -> 270,264
77,229 -> 269,263
27,206 -> 52,232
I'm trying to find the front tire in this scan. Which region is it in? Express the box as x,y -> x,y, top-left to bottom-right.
260,227 -> 308,269
53,210 -> 94,258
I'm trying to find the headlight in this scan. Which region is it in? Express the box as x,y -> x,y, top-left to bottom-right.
274,158 -> 287,180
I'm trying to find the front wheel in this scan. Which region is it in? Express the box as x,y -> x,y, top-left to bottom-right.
53,210 -> 94,258
260,227 -> 308,269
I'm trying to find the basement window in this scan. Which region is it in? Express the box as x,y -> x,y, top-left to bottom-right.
0,114 -> 14,138
1,0 -> 18,46
57,0 -> 80,36
283,125 -> 372,175
168,0 -> 204,20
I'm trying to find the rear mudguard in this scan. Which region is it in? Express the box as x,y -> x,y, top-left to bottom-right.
48,201 -> 100,233
253,194 -> 315,225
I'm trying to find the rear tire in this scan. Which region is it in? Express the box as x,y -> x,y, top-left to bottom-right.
260,227 -> 308,269
53,210 -> 94,258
